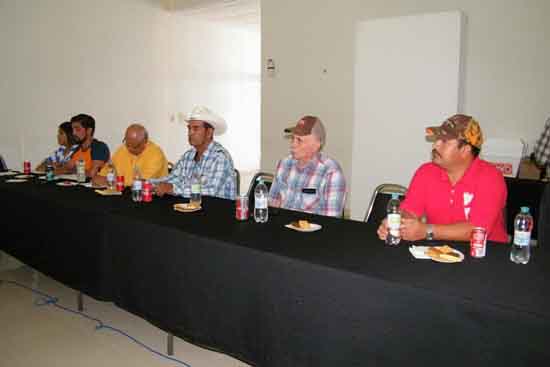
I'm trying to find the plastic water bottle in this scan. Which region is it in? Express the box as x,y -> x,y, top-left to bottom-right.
385,193 -> 401,245
76,159 -> 86,182
254,180 -> 269,223
106,161 -> 116,191
510,206 -> 533,264
131,166 -> 143,202
45,159 -> 55,182
190,173 -> 202,207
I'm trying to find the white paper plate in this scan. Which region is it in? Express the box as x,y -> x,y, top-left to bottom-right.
80,182 -> 106,189
285,223 -> 322,232
5,179 -> 27,183
14,174 -> 32,179
56,174 -> 78,180
0,171 -> 17,177
56,181 -> 79,187
409,245 -> 431,259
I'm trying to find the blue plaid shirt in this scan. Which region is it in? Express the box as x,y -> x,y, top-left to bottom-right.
48,145 -> 79,164
153,141 -> 236,200
269,153 -> 347,217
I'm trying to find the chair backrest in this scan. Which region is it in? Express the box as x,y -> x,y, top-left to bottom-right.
247,172 -> 274,209
364,184 -> 407,224
0,155 -> 7,172
234,168 -> 241,196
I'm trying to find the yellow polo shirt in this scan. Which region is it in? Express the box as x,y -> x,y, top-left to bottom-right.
99,141 -> 168,186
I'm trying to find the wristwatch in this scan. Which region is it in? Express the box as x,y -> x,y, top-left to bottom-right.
426,224 -> 434,241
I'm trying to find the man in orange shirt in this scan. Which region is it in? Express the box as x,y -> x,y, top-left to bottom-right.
59,114 -> 110,177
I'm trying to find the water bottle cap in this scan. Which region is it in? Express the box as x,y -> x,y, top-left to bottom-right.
520,206 -> 530,213
391,193 -> 400,200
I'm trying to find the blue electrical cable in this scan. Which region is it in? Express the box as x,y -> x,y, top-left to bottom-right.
1,279 -> 192,367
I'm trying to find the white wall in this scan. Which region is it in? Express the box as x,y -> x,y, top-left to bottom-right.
170,14 -> 261,172
261,0 -> 550,213
0,0 -> 19,166
1,0 -> 260,174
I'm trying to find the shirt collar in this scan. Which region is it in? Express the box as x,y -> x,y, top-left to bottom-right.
191,141 -> 216,162
294,152 -> 321,172
437,157 -> 480,185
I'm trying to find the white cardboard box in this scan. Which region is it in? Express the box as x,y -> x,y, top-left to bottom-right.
481,138 -> 525,177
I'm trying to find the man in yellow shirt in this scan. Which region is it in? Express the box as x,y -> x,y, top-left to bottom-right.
92,124 -> 168,187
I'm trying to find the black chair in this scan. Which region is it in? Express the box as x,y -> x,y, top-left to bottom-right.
247,172 -> 274,209
0,155 -> 7,172
364,183 -> 407,224
538,184 -> 550,247
234,168 -> 241,196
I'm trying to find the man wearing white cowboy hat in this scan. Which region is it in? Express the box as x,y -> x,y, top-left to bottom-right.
153,106 -> 236,199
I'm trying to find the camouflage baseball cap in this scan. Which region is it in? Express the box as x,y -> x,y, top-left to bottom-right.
426,114 -> 484,149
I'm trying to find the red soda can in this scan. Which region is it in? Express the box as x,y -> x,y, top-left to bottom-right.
23,161 -> 31,174
235,195 -> 249,220
470,227 -> 487,258
116,175 -> 125,192
142,180 -> 153,202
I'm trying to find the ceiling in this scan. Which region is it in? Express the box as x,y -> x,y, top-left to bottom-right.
161,0 -> 260,26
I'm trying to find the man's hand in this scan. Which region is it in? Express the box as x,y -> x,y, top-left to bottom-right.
64,160 -> 76,170
377,219 -> 388,240
400,216 -> 427,241
92,175 -> 107,188
155,182 -> 173,197
269,197 -> 281,208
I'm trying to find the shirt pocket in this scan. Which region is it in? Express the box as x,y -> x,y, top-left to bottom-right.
301,190 -> 320,212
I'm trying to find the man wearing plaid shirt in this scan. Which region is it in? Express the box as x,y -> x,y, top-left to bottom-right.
269,116 -> 346,217
153,106 -> 236,200
534,116 -> 550,171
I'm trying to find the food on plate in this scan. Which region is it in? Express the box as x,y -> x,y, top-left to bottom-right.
290,220 -> 311,229
298,220 -> 310,229
426,245 -> 462,262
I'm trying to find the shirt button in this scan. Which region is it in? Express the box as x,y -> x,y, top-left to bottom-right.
450,199 -> 454,204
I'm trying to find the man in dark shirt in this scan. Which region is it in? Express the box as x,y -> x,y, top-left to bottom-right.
59,114 -> 110,177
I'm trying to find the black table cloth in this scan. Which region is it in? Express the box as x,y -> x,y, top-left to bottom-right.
0,174 -> 128,300
505,177 -> 547,237
2,175 -> 550,366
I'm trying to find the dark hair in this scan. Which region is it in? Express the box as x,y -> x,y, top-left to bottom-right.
70,114 -> 96,135
59,121 -> 77,146
458,139 -> 480,157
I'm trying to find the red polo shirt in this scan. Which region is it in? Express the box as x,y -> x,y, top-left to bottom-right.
401,158 -> 508,243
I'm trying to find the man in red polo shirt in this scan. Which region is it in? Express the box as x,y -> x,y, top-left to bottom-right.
377,114 -> 508,243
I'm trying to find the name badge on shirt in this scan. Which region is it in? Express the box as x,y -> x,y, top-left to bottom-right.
302,188 -> 317,195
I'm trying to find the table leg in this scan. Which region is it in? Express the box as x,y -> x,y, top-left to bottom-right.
77,291 -> 84,311
167,333 -> 174,356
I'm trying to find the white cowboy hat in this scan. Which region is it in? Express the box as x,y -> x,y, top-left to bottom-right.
185,106 -> 227,136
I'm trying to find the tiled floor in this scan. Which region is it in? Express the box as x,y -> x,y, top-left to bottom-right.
0,253 -> 251,367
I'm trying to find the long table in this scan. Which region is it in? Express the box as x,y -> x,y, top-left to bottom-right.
1,173 -> 550,366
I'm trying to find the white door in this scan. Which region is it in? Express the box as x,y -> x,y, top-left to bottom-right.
351,11 -> 464,221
